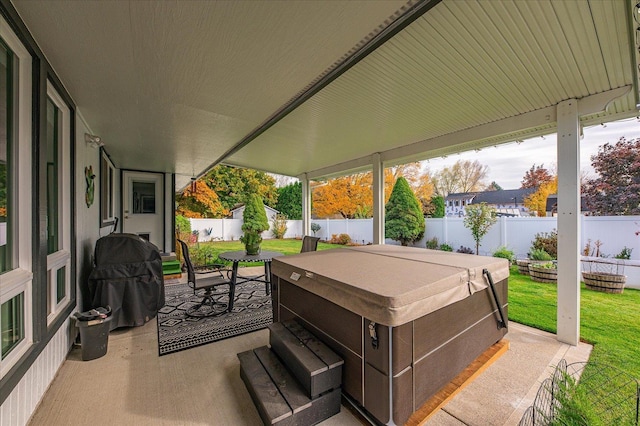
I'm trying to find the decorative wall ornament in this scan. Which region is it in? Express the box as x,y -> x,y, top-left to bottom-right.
85,165 -> 96,207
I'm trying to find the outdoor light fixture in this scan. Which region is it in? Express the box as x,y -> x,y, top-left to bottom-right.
84,133 -> 104,148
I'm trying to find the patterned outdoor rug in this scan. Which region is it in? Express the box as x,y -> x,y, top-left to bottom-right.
157,279 -> 272,356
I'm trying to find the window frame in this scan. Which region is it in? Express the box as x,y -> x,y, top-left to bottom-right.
0,12 -> 33,378
44,82 -> 71,325
100,147 -> 116,227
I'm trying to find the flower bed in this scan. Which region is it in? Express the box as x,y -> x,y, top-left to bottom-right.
582,272 -> 626,294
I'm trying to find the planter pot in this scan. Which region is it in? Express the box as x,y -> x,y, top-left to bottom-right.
244,242 -> 261,255
517,259 -> 546,275
582,272 -> 626,294
529,264 -> 557,284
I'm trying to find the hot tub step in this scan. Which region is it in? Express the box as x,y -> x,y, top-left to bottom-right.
238,346 -> 341,425
269,321 -> 344,399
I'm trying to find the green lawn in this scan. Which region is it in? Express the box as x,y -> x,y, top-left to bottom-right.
187,238 -> 342,267
508,265 -> 640,381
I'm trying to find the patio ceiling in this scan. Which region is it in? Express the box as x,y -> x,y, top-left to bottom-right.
12,0 -> 640,189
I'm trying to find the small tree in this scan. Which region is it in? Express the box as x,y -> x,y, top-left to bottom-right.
240,194 -> 269,254
385,177 -> 425,246
310,222 -> 321,236
463,203 -> 497,255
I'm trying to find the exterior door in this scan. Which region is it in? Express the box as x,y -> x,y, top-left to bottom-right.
122,171 -> 164,249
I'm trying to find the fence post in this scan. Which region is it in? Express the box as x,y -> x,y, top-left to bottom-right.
443,216 -> 449,244
501,216 -> 507,247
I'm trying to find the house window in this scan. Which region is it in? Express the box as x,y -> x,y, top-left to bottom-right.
45,83 -> 71,323
100,148 -> 116,227
0,15 -> 33,377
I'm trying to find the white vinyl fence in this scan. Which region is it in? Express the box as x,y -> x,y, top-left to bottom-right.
189,216 -> 640,288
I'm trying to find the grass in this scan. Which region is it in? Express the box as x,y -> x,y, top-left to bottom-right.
508,265 -> 640,423
187,238 -> 343,267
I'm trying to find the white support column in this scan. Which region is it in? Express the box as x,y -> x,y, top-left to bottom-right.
372,153 -> 385,245
556,99 -> 581,346
301,174 -> 311,236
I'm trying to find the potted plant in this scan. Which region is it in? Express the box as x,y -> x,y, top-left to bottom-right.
240,194 -> 269,255
581,245 -> 628,294
517,231 -> 557,275
527,248 -> 557,283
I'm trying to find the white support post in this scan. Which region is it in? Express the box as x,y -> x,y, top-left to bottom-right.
556,99 -> 581,346
372,153 -> 384,245
301,174 -> 311,237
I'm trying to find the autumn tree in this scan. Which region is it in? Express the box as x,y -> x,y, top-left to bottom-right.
276,182 -> 302,220
463,203 -> 497,255
312,173 -> 372,219
203,165 -> 278,211
432,160 -> 488,196
385,177 -> 425,246
521,164 -> 554,189
176,180 -> 228,218
524,177 -> 557,216
414,170 -> 436,215
583,137 -> 640,215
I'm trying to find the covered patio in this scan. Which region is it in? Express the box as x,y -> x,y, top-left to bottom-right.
1,0 -> 638,424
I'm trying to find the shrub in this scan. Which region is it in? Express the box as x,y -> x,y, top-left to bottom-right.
329,233 -> 352,245
615,246 -> 633,260
425,237 -> 439,250
271,213 -> 288,239
310,222 -> 321,236
493,246 -> 515,263
175,215 -> 191,242
529,248 -> 553,261
385,177 -> 425,246
531,229 -> 557,259
457,246 -> 474,254
439,243 -> 453,252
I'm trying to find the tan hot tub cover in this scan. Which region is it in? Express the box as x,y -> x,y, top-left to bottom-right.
270,244 -> 509,327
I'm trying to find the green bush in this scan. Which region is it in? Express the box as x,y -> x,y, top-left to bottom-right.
439,243 -> 453,252
175,215 -> 191,242
493,246 -> 515,263
425,237 -> 439,250
615,247 -> 633,260
531,229 -> 557,259
529,248 -> 553,261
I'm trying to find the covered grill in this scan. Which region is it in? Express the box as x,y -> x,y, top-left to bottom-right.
87,233 -> 165,330
271,244 -> 509,425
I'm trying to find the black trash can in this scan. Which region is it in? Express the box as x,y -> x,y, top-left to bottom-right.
74,308 -> 112,361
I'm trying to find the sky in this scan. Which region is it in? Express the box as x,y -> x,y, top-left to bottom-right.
420,116 -> 640,189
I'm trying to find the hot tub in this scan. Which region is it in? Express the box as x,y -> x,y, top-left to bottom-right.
270,244 -> 509,425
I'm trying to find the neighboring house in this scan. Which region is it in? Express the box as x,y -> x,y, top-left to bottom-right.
545,195 -> 590,217
229,204 -> 280,223
445,192 -> 477,217
445,188 -> 537,217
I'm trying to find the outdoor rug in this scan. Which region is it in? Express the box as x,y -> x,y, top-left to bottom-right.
157,278 -> 272,356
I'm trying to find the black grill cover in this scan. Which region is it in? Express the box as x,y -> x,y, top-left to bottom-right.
88,233 -> 165,330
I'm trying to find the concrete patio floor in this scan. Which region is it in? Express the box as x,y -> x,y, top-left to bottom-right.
27,271 -> 592,425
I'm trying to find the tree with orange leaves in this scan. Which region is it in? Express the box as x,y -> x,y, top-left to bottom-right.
524,176 -> 557,216
312,173 -> 372,219
176,180 -> 228,218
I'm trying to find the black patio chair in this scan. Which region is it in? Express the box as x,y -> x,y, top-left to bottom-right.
301,235 -> 320,253
177,239 -> 232,317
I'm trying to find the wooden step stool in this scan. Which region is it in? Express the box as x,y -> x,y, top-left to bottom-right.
238,320 -> 344,425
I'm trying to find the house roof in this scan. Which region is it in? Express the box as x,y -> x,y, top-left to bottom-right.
545,194 -> 589,213
12,0 -> 639,189
472,188 -> 538,205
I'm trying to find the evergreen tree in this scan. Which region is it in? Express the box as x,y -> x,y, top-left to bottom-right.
385,177 -> 425,246
241,194 -> 269,234
431,195 -> 445,218
276,182 -> 302,220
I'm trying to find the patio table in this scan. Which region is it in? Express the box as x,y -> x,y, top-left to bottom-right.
219,250 -> 284,311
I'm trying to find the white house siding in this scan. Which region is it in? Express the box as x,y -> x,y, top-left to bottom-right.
0,319 -> 73,425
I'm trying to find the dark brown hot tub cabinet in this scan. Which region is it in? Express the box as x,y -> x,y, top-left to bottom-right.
270,245 -> 509,425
